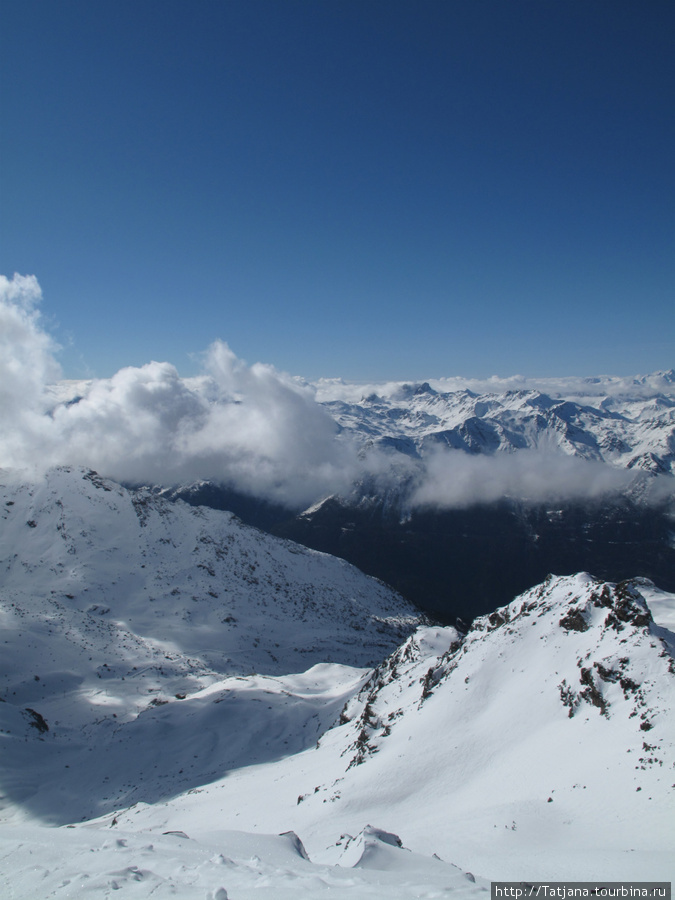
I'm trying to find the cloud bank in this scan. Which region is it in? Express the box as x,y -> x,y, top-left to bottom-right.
409,448 -> 637,509
314,371 -> 675,404
1,274 -> 671,511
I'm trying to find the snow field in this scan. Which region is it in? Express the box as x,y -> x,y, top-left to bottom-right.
1,469 -> 674,895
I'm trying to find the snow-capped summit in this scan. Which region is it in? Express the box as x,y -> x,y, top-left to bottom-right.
322,381 -> 675,475
285,573 -> 674,878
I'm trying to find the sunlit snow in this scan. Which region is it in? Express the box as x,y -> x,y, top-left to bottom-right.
1,468 -> 673,896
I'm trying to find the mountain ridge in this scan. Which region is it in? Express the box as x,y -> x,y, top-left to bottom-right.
0,465 -> 423,683
101,572 -> 675,881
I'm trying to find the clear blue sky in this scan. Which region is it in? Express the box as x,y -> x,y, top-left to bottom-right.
2,0 -> 673,381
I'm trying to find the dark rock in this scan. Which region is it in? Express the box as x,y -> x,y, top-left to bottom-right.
559,608 -> 589,632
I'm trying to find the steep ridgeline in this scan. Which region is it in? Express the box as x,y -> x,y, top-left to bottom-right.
261,573 -> 674,879
328,574 -> 673,768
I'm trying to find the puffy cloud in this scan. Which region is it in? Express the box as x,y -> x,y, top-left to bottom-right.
0,274 -> 62,463
48,360 -> 208,484
16,347 -> 356,506
0,277 -> 356,505
0,274 -> 60,413
2,274 -> 671,511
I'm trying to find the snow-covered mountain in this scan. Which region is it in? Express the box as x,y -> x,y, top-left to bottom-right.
3,280 -> 673,894
299,572 -> 675,873
320,375 -> 675,477
100,574 -> 675,883
1,464 -> 673,896
0,465 -> 422,684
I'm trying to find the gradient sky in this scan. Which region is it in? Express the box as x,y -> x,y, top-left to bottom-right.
2,0 -> 673,381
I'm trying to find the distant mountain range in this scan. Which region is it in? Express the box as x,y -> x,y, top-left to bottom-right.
319,372 -> 675,476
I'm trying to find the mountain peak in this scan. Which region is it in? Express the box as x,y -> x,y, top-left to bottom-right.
275,572 -> 674,879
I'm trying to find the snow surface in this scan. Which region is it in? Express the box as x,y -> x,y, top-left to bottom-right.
1,823 -> 488,899
1,468 -> 674,896
98,575 -> 674,883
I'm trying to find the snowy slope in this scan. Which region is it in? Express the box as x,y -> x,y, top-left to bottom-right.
0,466 -> 425,820
0,465 -> 422,683
105,575 -> 674,882
301,573 -> 675,878
1,466 -> 674,893
0,466 -> 486,898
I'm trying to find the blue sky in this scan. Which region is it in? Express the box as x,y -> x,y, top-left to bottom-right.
2,0 -> 673,381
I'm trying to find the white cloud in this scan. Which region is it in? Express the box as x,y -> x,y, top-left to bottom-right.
409,447 -> 639,509
0,277 -> 357,505
37,349 -> 357,505
0,274 -> 62,463
1,274 -> 672,511
0,274 -> 60,410
314,371 -> 675,404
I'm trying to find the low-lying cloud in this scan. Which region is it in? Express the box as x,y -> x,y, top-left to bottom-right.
314,370 -> 675,404
409,447 -> 637,509
1,274 -> 672,511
